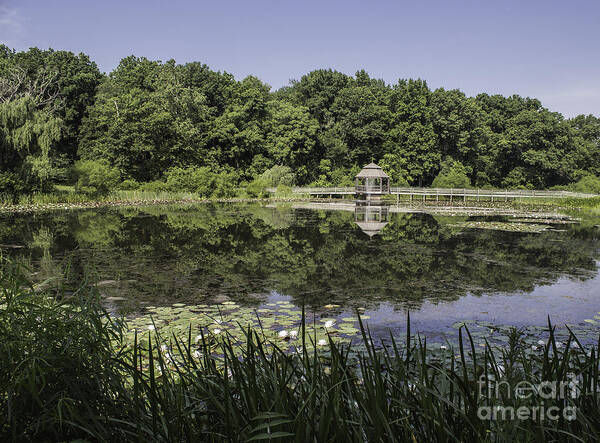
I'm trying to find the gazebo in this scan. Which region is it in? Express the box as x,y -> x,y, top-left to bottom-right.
355,163 -> 390,200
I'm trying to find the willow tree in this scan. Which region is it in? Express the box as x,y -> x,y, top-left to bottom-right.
0,66 -> 63,194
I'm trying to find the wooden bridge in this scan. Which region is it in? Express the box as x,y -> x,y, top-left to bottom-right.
266,187 -> 598,201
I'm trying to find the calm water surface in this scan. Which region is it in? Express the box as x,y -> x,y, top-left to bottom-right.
1,202 -> 599,342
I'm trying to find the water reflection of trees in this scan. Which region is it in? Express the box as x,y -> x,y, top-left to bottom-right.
0,204 -> 598,310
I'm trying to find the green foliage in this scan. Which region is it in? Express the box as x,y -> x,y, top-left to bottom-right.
265,101 -> 319,182
379,153 -> 410,186
2,45 -> 600,197
245,177 -> 270,198
164,166 -> 237,198
73,159 -> 121,195
138,180 -> 169,193
258,164 -> 295,187
117,178 -> 140,190
431,158 -> 472,188
571,175 -> 600,194
0,97 -> 63,193
0,172 -> 26,200
1,256 -> 599,441
0,257 -> 127,441
0,46 -> 102,162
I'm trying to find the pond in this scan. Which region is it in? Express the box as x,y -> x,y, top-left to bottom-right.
1,202 -> 599,349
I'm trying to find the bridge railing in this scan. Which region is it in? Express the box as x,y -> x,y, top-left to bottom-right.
266,186 -> 598,199
390,187 -> 597,198
266,187 -> 355,194
355,185 -> 388,193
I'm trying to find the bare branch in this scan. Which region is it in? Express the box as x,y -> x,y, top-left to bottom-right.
0,65 -> 63,112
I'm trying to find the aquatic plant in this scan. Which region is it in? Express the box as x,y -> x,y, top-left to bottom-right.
1,256 -> 600,442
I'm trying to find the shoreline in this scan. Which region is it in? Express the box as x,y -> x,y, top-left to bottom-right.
0,196 -> 315,214
0,194 -> 587,217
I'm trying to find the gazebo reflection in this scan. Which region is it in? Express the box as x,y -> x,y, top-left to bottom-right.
354,202 -> 389,238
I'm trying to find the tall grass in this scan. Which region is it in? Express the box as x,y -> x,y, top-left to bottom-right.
1,256 -> 599,442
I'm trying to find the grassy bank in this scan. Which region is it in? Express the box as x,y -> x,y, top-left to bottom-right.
0,190 -> 318,214
1,257 -> 599,442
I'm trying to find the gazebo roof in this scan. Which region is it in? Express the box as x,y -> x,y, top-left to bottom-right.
356,221 -> 388,237
355,163 -> 389,179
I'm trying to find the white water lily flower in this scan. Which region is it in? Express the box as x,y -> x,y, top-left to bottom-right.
278,330 -> 289,338
147,325 -> 155,331
160,344 -> 168,352
537,340 -> 546,345
531,345 -> 538,351
289,330 -> 298,339
440,345 -> 448,350
213,328 -> 222,335
317,339 -> 327,346
195,334 -> 203,343
324,320 -> 336,328
193,350 -> 202,358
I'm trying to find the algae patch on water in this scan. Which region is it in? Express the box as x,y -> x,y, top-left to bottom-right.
448,221 -> 549,233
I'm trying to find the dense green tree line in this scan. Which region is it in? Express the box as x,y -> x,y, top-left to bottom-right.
2,45 -> 600,198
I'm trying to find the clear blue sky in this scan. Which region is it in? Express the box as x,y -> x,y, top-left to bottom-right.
1,0 -> 598,117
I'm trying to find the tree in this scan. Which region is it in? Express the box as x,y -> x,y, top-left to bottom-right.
379,153 -> 409,186
430,88 -> 487,184
78,83 -> 177,181
265,101 -> 319,182
431,158 -> 471,188
206,76 -> 271,173
327,81 -> 391,168
3,46 -> 600,196
287,69 -> 351,127
1,46 -> 102,163
259,165 -> 296,187
569,114 -> 600,177
571,175 -> 600,194
384,79 -> 438,185
73,159 -> 120,195
0,64 -> 63,194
